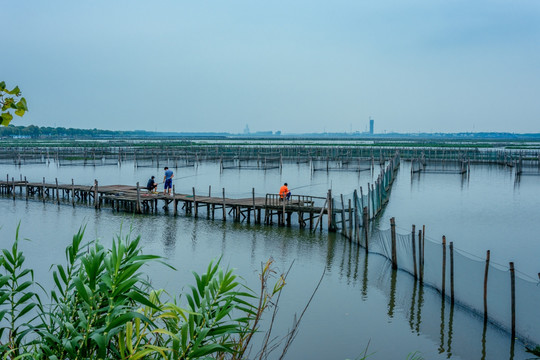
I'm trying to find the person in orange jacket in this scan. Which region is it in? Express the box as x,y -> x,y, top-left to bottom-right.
279,183 -> 291,201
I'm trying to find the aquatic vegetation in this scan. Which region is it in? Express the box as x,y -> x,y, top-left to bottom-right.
0,225 -> 291,359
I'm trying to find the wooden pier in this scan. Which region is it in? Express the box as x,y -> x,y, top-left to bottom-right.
0,176 -> 328,230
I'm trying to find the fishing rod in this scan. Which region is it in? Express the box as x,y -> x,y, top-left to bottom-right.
153,173 -> 206,185
289,182 -> 326,191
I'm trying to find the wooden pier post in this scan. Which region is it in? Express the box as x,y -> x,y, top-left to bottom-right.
412,225 -> 417,279
222,188 -> 226,221
55,178 -> 60,204
24,176 -> 28,201
71,179 -> 75,206
207,185 -> 211,218
136,182 -> 141,213
42,177 -> 46,203
94,180 -> 99,209
281,194 -> 286,226
327,189 -> 334,231
509,262 -> 516,341
251,188 -> 256,224
484,250 -> 490,322
174,189 -> 178,216
442,236 -> 446,297
12,177 -> 15,200
192,187 -> 198,217
390,217 -> 397,269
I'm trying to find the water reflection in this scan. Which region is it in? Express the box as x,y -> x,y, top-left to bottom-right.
332,239 -> 527,360
162,215 -> 178,255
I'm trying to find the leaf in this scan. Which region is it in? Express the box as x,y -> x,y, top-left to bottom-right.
131,349 -> 155,360
105,311 -> 153,332
0,113 -> 13,126
16,302 -> 37,319
7,86 -> 20,95
90,332 -> 107,351
73,277 -> 91,304
15,280 -> 33,293
126,291 -> 160,311
16,98 -> 28,111
190,343 -> 233,357
15,292 -> 34,306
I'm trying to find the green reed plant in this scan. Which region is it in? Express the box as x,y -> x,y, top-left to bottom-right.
0,226 -> 289,359
0,224 -> 40,358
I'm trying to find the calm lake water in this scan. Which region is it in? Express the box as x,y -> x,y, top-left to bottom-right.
1,160 -> 538,359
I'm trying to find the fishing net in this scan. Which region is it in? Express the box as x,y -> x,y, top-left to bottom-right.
361,226 -> 540,346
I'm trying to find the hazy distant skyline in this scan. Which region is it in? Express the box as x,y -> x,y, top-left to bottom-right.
4,1 -> 540,134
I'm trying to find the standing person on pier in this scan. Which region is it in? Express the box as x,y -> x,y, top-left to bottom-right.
279,182 -> 291,201
163,167 -> 174,195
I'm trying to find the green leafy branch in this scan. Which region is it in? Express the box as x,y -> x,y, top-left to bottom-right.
0,81 -> 28,126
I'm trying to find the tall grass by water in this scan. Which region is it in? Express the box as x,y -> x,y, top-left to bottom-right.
0,225 -> 296,359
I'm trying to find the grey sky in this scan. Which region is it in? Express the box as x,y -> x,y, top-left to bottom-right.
4,0 -> 540,133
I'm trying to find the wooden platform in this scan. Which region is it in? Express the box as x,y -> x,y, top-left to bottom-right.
0,178 -> 328,230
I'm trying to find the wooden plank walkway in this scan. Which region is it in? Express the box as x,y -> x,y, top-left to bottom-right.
0,178 -> 328,230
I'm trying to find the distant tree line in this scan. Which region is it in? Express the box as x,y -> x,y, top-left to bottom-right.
0,124 -> 152,138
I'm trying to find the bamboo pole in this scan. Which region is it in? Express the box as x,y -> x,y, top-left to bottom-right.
412,225 -> 417,279
353,190 -> 359,243
422,225 -> 425,279
340,194 -> 347,238
450,242 -> 454,304
25,176 -> 28,201
42,177 -> 46,203
442,236 -> 446,297
418,229 -> 423,283
363,207 -> 369,251
348,199 -> 353,237
12,177 -> 15,200
390,217 -> 397,269
94,180 -> 99,209
484,250 -> 490,322
510,262 -> 516,341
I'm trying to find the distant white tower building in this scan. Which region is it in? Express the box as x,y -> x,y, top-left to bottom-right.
244,124 -> 250,135
369,117 -> 374,135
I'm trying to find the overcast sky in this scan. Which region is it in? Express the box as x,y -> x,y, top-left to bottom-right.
4,0 -> 540,134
